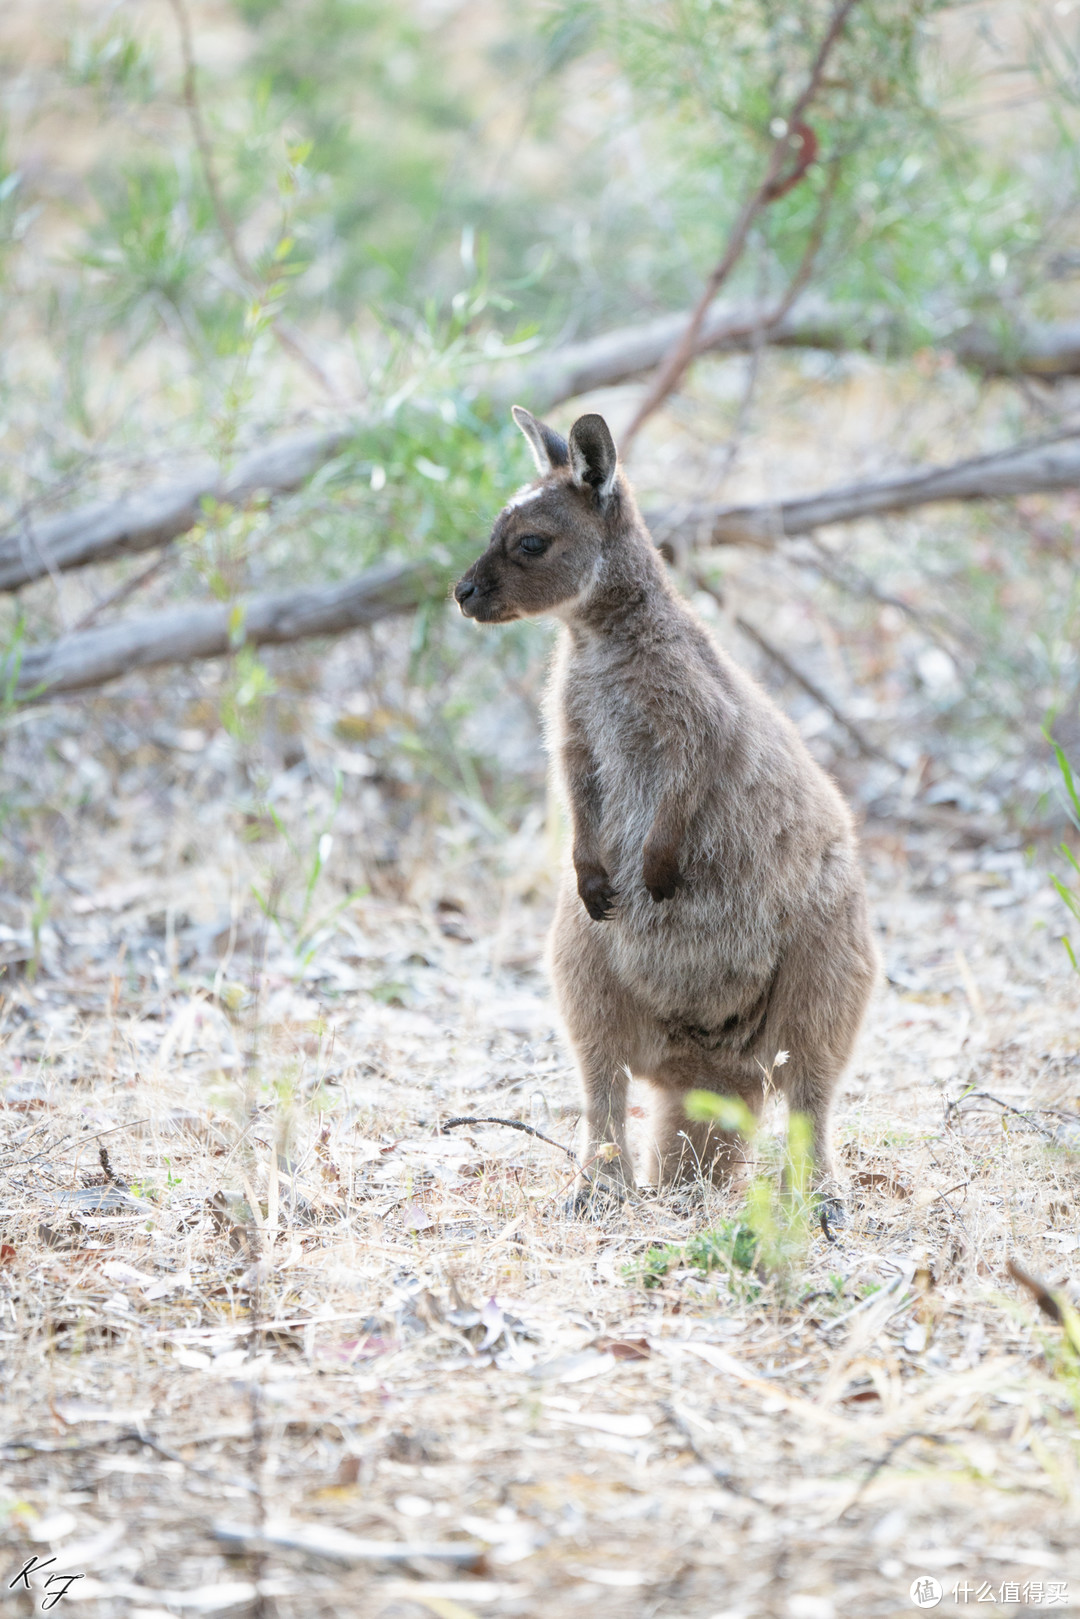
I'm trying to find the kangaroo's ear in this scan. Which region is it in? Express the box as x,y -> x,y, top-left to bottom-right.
568,413 -> 618,501
511,405 -> 569,474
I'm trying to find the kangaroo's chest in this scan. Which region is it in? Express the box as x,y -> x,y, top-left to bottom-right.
565,668 -> 662,814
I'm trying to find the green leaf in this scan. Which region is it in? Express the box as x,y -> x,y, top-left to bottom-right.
684,1091 -> 758,1136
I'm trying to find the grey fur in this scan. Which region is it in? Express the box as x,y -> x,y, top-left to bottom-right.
454,408 -> 878,1200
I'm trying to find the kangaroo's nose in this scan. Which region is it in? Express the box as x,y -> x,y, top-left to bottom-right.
454,578 -> 477,606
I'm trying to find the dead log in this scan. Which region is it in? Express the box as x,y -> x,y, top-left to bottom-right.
503,299 -> 1080,412
646,431 -> 1080,550
11,429 -> 1080,702
0,427 -> 349,594
5,302 -> 1080,596
11,560 -> 428,701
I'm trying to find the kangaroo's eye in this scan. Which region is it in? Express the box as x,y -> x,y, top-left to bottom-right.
519,534 -> 549,556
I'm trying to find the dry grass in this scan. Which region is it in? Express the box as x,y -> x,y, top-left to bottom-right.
1,678 -> 1079,1619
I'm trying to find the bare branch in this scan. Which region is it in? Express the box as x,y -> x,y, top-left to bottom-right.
8,426 -> 1080,703
0,428 -> 348,593
167,0 -> 342,402
647,430 -> 1080,550
496,303 -> 1080,415
620,0 -> 861,447
691,571 -> 896,766
9,561 -> 429,702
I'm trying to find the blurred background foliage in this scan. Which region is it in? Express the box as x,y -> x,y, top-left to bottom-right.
1,0 -> 1080,908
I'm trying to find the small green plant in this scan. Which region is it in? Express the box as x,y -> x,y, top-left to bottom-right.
1048,737 -> 1080,972
635,1217 -> 759,1290
630,1069 -> 819,1300
251,775 -> 367,970
27,860 -> 51,983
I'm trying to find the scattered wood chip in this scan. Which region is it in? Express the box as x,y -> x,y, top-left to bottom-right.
854,1169 -> 912,1198
593,1336 -> 651,1360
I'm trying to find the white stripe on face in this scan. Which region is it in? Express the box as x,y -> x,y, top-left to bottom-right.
504,484 -> 545,511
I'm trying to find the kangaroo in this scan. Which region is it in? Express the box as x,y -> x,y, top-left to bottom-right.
454,407 -> 877,1206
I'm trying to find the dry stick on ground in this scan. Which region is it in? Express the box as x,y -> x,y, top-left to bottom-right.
620,0 -> 860,449
167,0 -> 341,404
7,560 -> 428,700
839,1431 -> 947,1518
440,1116 -> 579,1163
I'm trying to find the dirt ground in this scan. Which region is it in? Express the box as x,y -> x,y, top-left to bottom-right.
1,672 -> 1079,1619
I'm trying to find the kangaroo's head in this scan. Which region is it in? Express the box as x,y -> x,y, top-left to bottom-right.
453,406 -> 623,624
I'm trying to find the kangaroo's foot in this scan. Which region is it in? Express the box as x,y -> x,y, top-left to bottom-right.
816,1189 -> 847,1241
566,1161 -> 634,1218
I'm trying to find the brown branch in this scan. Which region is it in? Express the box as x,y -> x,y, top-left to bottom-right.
621,0 -> 860,448
167,0 -> 342,403
763,122 -> 820,201
8,561 -> 430,702
1007,1259 -> 1080,1359
439,1116 -> 579,1163
646,429 -> 1080,551
0,427 -> 349,594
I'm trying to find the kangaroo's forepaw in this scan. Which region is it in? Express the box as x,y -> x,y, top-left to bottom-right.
642,847 -> 685,904
577,866 -> 618,922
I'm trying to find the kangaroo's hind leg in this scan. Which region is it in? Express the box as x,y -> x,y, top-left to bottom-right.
643,1051 -> 767,1190
763,881 -> 878,1191
548,882 -> 645,1207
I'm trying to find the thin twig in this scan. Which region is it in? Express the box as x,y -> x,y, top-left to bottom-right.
4,1117 -> 151,1173
70,552 -> 173,634
167,0 -> 341,402
622,0 -> 860,447
439,1116 -> 579,1163
840,1431 -> 946,1516
660,1401 -> 742,1492
692,571 -> 896,766
734,612 -> 895,766
709,162 -> 844,498
946,1089 -> 1078,1138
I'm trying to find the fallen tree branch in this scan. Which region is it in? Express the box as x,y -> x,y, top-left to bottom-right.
647,430 -> 1080,550
12,429 -> 1080,702
7,301 -> 1080,596
499,301 -> 1080,413
9,560 -> 429,701
0,428 -> 349,594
